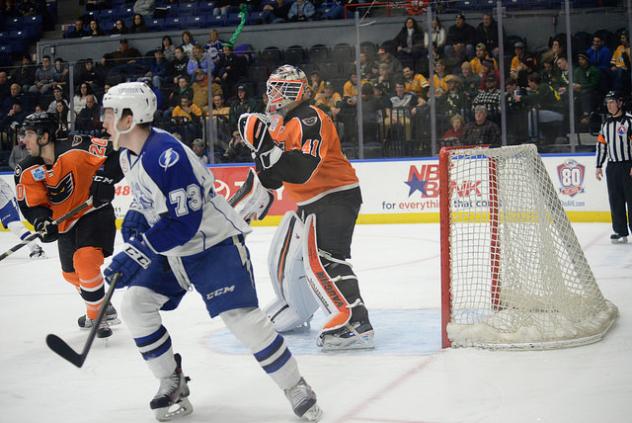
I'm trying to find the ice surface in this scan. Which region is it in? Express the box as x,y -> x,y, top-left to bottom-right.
0,223 -> 630,423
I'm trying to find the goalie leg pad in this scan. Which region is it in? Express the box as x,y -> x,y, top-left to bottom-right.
303,214 -> 362,333
265,212 -> 318,332
265,298 -> 312,333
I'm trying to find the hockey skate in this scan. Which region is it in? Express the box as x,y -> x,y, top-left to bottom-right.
284,377 -> 322,422
78,304 -> 121,329
318,303 -> 374,351
150,353 -> 193,422
29,245 -> 46,259
83,317 -> 112,338
610,234 -> 628,244
318,320 -> 374,351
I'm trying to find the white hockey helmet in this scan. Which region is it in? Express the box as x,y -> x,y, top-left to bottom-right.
266,64 -> 307,114
102,81 -> 157,149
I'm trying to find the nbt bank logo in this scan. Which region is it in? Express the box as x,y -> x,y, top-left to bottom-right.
385,164 -> 482,212
404,164 -> 482,198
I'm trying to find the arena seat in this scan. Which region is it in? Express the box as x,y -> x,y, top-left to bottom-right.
308,44 -> 330,64
284,45 -> 306,66
332,43 -> 354,65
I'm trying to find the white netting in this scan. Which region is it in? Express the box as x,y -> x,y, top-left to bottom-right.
443,144 -> 617,350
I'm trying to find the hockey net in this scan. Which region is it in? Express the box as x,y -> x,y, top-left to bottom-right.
439,144 -> 618,350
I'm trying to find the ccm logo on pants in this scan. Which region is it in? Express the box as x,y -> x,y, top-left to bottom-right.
206,285 -> 236,300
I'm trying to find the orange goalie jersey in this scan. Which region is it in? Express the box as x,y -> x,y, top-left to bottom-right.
266,102 -> 359,205
14,135 -> 111,233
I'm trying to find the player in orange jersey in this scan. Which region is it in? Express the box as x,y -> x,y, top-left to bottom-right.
14,112 -> 122,338
238,65 -> 373,351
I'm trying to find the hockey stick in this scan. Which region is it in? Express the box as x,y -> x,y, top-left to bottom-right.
0,198 -> 94,262
46,273 -> 120,368
227,169 -> 255,208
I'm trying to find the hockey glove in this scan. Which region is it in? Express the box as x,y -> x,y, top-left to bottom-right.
228,168 -> 275,222
238,113 -> 283,169
33,216 -> 59,243
90,172 -> 116,208
121,210 -> 150,243
104,238 -> 155,288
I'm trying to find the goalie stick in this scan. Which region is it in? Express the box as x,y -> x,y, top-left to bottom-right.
46,273 -> 120,368
0,198 -> 94,262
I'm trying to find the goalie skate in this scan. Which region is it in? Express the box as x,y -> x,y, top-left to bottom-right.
318,320 -> 374,351
284,377 -> 322,422
150,353 -> 193,422
77,304 -> 121,328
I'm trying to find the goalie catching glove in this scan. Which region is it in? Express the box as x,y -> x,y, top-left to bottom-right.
237,113 -> 283,170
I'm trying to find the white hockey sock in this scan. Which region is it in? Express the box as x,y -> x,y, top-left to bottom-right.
7,221 -> 38,252
221,307 -> 301,390
122,286 -> 177,379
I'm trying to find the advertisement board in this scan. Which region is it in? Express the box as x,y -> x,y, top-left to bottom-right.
0,153 -> 610,229
351,154 -> 609,223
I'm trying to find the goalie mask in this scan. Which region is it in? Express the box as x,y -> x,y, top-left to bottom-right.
266,65 -> 307,114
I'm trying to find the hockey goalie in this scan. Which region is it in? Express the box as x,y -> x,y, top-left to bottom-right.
230,65 -> 374,351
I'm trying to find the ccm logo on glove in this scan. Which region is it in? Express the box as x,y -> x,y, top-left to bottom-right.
124,244 -> 152,269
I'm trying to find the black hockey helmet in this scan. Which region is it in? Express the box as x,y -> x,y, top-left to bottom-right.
22,112 -> 56,139
604,90 -> 624,102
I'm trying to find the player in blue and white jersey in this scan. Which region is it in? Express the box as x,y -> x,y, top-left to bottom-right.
101,82 -> 321,422
0,176 -> 45,259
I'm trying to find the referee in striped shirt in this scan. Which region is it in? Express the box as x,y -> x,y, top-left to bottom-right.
595,91 -> 632,243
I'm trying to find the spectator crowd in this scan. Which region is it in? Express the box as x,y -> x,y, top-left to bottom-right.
1,5 -> 630,168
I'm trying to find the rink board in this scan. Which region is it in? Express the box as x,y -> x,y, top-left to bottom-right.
0,152 -> 609,229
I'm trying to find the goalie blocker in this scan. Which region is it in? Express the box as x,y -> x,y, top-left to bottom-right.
228,168 -> 274,223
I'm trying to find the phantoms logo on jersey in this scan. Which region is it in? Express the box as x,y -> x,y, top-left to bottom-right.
557,160 -> 585,197
159,148 -> 180,169
49,172 -> 75,204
